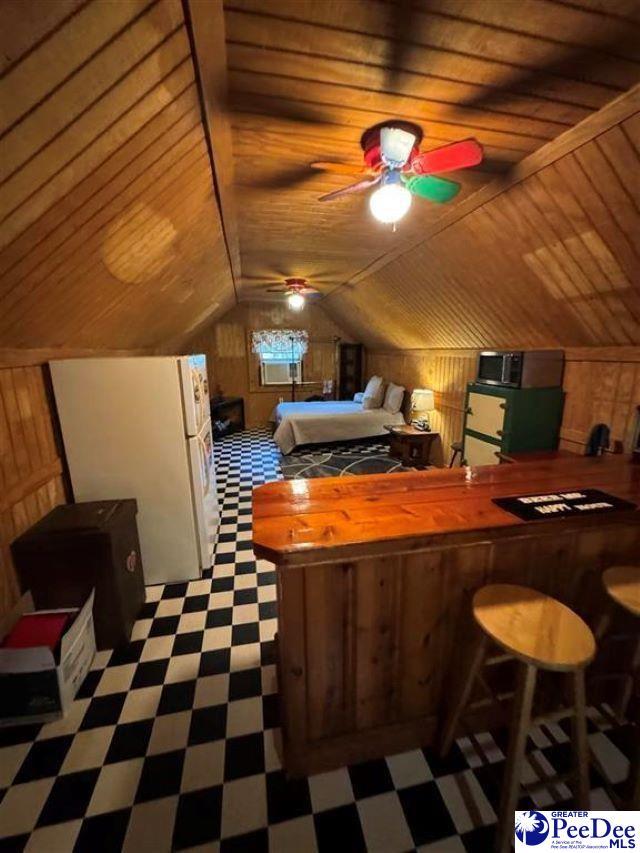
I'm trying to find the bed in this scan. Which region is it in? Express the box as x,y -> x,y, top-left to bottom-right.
271,400 -> 405,454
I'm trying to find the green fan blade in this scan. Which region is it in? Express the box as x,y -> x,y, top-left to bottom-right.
403,174 -> 460,203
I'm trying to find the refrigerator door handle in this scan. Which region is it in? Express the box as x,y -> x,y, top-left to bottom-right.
186,434 -> 214,569
179,357 -> 197,436
193,371 -> 203,433
199,433 -> 211,494
196,372 -> 207,433
179,354 -> 209,437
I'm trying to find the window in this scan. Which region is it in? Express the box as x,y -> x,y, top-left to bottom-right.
251,329 -> 308,387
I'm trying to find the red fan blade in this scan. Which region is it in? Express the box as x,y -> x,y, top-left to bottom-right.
318,175 -> 381,202
265,287 -> 289,292
411,139 -> 483,175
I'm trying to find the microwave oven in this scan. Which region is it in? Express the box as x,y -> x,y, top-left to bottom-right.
476,350 -> 564,388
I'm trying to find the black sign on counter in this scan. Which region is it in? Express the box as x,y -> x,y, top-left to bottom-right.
493,488 -> 636,522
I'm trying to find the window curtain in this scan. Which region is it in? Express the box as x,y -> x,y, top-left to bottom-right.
250,329 -> 309,362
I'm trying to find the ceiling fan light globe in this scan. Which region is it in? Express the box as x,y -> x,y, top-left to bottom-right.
287,292 -> 305,311
369,183 -> 412,224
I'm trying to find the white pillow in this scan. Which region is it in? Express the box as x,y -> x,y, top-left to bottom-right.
383,382 -> 405,414
362,375 -> 385,410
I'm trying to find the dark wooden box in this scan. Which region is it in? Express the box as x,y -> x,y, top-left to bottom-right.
11,500 -> 145,650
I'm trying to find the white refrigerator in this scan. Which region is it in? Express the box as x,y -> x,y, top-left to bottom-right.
50,355 -> 219,586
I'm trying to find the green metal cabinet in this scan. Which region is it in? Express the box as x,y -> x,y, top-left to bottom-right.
462,382 -> 564,467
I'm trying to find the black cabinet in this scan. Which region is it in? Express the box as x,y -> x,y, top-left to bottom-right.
338,344 -> 363,400
11,500 -> 145,650
211,397 -> 245,438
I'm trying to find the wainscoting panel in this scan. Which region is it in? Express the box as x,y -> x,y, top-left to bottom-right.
367,350 -> 477,461
0,365 -> 66,618
367,347 -> 640,460
561,348 -> 640,452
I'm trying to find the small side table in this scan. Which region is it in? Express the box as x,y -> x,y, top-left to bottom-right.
384,424 -> 440,468
211,397 -> 245,437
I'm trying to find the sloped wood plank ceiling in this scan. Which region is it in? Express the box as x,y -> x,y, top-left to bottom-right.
324,93 -> 640,348
223,0 -> 640,288
1,0 -> 640,352
0,0 -> 236,352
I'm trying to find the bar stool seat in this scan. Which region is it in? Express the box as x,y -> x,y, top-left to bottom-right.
603,565 -> 640,617
594,565 -> 640,721
474,584 -> 596,671
441,583 -> 596,853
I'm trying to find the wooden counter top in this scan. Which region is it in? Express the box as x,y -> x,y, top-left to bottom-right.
262,453 -> 640,776
253,455 -> 640,563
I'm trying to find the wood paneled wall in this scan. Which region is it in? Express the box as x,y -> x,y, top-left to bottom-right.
0,364 -> 66,618
367,347 -> 640,460
366,350 -> 477,461
188,302 -> 352,427
323,90 -> 640,351
561,348 -> 640,453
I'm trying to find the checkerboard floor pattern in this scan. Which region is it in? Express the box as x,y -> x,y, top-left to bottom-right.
0,429 -> 634,852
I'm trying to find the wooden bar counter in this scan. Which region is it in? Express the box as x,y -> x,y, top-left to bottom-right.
252,455 -> 640,776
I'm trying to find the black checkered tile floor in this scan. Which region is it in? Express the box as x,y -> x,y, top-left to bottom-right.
0,429 -> 634,852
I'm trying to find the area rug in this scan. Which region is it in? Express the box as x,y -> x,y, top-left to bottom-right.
279,438 -> 422,479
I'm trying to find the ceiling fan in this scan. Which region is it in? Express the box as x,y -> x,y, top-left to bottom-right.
313,121 -> 483,224
263,277 -> 320,311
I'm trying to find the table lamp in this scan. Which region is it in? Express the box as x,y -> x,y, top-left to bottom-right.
411,388 -> 435,431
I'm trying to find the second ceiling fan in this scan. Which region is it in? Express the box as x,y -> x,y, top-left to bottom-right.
264,277 -> 320,311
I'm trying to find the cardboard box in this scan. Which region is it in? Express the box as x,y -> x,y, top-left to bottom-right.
0,590 -> 96,726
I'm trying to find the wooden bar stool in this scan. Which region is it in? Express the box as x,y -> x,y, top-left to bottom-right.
595,565 -> 640,719
594,566 -> 640,807
440,584 -> 596,853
